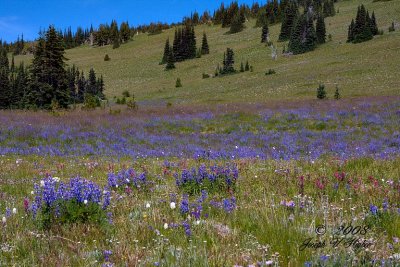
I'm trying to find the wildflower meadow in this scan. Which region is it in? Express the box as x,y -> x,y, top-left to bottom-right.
0,98 -> 399,266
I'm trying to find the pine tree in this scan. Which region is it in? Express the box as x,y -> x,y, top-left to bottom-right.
334,86 -> 341,100
27,26 -> 70,109
347,19 -> 355,42
229,12 -> 244,34
261,22 -> 269,43
86,68 -> 98,96
221,48 -> 235,74
288,14 -> 317,54
316,16 -> 326,44
110,20 -> 120,48
161,38 -> 170,64
77,71 -> 86,103
120,21 -> 131,43
175,78 -> 182,87
201,32 -> 209,55
0,48 -> 11,109
245,60 -> 250,71
370,11 -> 378,35
240,62 -> 245,72
279,2 -> 298,41
165,47 -> 175,70
351,5 -> 373,43
317,84 -> 327,99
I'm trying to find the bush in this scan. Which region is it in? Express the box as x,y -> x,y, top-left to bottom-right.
265,69 -> 276,75
317,84 -> 327,99
29,176 -> 111,229
122,90 -> 130,98
104,54 -> 110,61
166,102 -> 172,108
174,164 -> 239,195
127,94 -> 138,110
334,86 -> 341,100
202,73 -> 210,79
175,78 -> 182,88
388,22 -> 395,32
83,93 -> 100,109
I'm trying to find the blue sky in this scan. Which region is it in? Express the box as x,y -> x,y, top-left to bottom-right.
0,0 -> 264,43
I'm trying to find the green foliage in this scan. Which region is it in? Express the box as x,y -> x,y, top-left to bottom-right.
261,23 -> 269,43
37,200 -> 108,230
122,90 -> 130,98
83,93 -> 101,109
229,12 -> 244,34
279,2 -> 298,41
240,62 -> 245,72
347,5 -> 377,43
317,84 -> 327,99
126,94 -> 138,110
388,21 -> 395,32
161,38 -> 170,64
245,60 -> 250,72
316,16 -> 326,44
0,48 -> 11,109
334,86 -> 341,100
220,48 -> 236,75
202,73 -> 210,79
175,78 -> 182,88
265,69 -> 276,75
172,25 -> 197,62
288,14 -> 317,55
165,46 -> 175,70
104,54 -> 110,61
323,0 -> 336,18
201,32 -> 209,55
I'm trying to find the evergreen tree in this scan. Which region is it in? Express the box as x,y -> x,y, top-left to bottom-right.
11,63 -> 28,108
111,20 -> 120,49
317,84 -> 327,99
370,11 -> 378,35
229,12 -> 244,34
316,16 -> 326,44
0,48 -> 11,109
165,47 -> 176,70
27,26 -> 70,109
201,32 -> 209,55
347,19 -> 355,42
261,22 -> 269,43
120,21 -> 131,43
188,26 -> 197,59
240,62 -> 245,72
279,2 -> 298,41
77,71 -> 86,103
10,55 -> 15,73
175,78 -> 182,87
86,68 -> 98,96
96,75 -> 105,99
334,86 -> 341,100
221,48 -> 235,74
349,5 -> 373,43
245,60 -> 250,71
161,38 -> 170,64
288,14 -> 317,54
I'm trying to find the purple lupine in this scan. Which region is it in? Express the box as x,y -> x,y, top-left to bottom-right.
180,195 -> 189,214
182,221 -> 191,236
370,204 -> 378,215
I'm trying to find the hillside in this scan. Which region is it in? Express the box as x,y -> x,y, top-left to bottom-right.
13,0 -> 400,106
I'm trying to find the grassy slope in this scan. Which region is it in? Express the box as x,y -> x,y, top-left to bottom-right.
14,0 -> 400,106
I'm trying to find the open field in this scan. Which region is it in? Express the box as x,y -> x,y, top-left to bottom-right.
1,98 -> 400,266
13,0 -> 400,105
